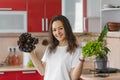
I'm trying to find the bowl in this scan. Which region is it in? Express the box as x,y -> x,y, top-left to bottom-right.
103,4 -> 113,8
107,22 -> 120,31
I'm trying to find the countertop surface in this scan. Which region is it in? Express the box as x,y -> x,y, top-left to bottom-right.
1,65 -> 120,80
81,68 -> 120,80
0,65 -> 36,72
81,72 -> 120,80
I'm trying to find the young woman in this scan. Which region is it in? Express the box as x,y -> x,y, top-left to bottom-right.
29,15 -> 85,80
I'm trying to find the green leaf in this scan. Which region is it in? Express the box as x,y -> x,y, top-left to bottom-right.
98,24 -> 108,41
27,60 -> 34,67
82,24 -> 110,59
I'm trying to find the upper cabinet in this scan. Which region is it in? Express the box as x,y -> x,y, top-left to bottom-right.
28,0 -> 61,32
0,0 -> 61,32
0,0 -> 27,33
62,0 -> 100,33
62,0 -> 84,32
87,0 -> 100,18
0,0 -> 102,33
87,0 -> 100,32
100,0 -> 120,32
0,11 -> 27,33
0,0 -> 26,10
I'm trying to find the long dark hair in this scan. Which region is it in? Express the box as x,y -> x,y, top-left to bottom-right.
48,15 -> 78,54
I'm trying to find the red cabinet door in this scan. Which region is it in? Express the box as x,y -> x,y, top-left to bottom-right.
0,0 -> 61,32
0,0 -> 26,10
43,0 -> 61,32
17,70 -> 43,80
28,0 -> 61,32
27,0 -> 44,32
0,71 -> 17,80
45,0 -> 61,25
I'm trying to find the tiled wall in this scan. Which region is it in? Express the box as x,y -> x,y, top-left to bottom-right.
0,32 -> 99,68
0,33 -> 49,64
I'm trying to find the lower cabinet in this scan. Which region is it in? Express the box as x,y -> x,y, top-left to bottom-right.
17,70 -> 43,80
107,33 -> 120,69
0,71 -> 16,80
0,70 -> 43,80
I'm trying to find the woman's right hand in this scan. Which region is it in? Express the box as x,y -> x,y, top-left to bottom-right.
30,50 -> 36,55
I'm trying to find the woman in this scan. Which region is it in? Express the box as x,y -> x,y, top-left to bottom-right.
29,15 -> 85,80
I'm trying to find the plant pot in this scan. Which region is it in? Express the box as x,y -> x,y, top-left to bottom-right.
96,56 -> 108,70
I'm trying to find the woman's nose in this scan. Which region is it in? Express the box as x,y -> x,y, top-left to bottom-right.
56,30 -> 60,34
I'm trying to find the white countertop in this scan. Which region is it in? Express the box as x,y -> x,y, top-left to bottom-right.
0,65 -> 36,72
81,72 -> 120,80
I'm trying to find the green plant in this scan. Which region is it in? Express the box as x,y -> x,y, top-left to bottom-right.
82,25 -> 110,59
27,60 -> 34,67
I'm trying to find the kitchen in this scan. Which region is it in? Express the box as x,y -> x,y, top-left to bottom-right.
0,0 -> 120,80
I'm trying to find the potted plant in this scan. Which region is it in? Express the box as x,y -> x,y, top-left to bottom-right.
82,25 -> 110,70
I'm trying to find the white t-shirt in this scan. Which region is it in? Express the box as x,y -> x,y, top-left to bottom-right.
41,45 -> 81,80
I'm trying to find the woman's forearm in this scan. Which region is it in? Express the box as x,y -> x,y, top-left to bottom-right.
29,51 -> 45,76
71,57 -> 85,80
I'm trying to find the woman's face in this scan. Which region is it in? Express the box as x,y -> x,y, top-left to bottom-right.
52,20 -> 66,42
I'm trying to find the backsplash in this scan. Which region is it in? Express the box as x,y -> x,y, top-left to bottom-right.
0,32 -> 99,67
0,33 -> 49,64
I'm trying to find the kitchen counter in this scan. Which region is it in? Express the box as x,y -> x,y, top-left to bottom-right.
81,72 -> 120,80
81,68 -> 120,80
0,65 -> 36,72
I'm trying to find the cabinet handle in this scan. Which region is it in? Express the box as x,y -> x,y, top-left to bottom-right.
46,18 -> 48,31
83,17 -> 87,32
42,18 -> 45,31
0,72 -> 5,74
0,8 -> 12,10
22,71 -> 36,74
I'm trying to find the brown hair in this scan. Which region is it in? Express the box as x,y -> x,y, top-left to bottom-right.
48,15 -> 78,54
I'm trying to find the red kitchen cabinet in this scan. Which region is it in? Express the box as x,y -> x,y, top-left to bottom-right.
0,0 -> 61,32
0,71 -> 17,80
17,70 -> 43,80
0,0 -> 26,10
0,70 -> 43,80
28,0 -> 61,32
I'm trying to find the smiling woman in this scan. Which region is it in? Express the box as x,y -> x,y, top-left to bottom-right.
29,15 -> 85,80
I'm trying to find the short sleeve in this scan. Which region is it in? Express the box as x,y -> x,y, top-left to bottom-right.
71,47 -> 82,68
41,46 -> 49,62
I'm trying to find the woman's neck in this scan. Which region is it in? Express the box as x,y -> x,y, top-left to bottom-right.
59,40 -> 68,46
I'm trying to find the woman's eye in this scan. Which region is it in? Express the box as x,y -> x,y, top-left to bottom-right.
60,28 -> 63,29
59,27 -> 63,30
52,29 -> 56,32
